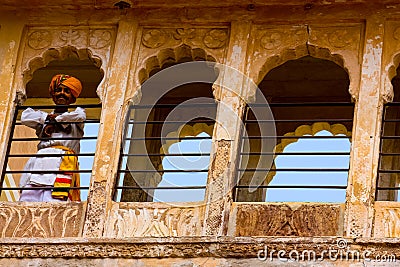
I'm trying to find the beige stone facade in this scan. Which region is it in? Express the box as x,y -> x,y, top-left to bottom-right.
1,0 -> 400,265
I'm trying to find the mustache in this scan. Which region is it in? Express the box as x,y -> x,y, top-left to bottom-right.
56,94 -> 68,99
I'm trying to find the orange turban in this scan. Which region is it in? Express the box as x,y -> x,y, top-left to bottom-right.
49,74 -> 82,98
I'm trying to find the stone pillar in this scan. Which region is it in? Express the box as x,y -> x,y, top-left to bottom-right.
0,13 -> 25,179
83,19 -> 139,237
203,21 -> 251,236
344,16 -> 384,237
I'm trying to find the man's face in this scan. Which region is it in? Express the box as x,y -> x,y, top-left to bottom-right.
51,84 -> 76,105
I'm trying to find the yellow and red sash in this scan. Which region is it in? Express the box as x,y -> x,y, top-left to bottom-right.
51,146 -> 81,201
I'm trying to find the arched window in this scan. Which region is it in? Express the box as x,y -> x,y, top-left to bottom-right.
0,48 -> 103,201
235,55 -> 354,202
114,46 -> 218,202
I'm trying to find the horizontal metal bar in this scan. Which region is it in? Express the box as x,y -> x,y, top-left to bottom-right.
238,168 -> 349,172
382,119 -> 400,122
8,153 -> 95,158
17,104 -> 102,110
15,120 -> 100,125
12,136 -> 97,141
124,136 -> 212,141
244,119 -> 353,123
378,169 -> 400,175
381,136 -> 400,139
118,169 -> 208,173
128,120 -> 215,125
379,153 -> 400,156
130,103 -> 217,109
122,153 -> 211,157
234,185 -> 347,189
115,186 -> 206,190
384,102 -> 400,106
240,152 -> 350,156
242,136 -> 351,139
377,187 -> 400,190
5,170 -> 92,174
249,102 -> 354,107
2,187 -> 90,190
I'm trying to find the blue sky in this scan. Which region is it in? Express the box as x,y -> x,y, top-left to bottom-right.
78,123 -> 99,200
266,130 -> 350,202
153,132 -> 211,202
153,129 -> 350,203
84,126 -> 351,203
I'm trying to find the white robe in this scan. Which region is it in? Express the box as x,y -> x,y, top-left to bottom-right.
19,107 -> 86,187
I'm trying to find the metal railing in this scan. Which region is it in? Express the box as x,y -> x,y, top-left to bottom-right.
114,102 -> 216,202
376,102 -> 400,201
0,103 -> 101,201
234,101 -> 354,202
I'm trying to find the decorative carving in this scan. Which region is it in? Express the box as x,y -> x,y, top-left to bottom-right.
375,204 -> 400,237
104,204 -> 203,237
0,203 -> 84,238
203,29 -> 228,49
308,25 -> 361,53
27,30 -> 52,50
59,29 -> 87,46
210,140 -> 230,179
348,217 -> 362,237
138,27 -> 229,66
0,236 -> 360,259
233,204 -> 342,236
142,29 -> 168,48
393,26 -> 400,41
260,31 -> 283,50
383,209 -> 400,237
173,28 -> 196,43
83,181 -> 107,237
204,140 -> 231,235
328,29 -> 353,48
20,26 -> 116,102
89,30 -> 113,49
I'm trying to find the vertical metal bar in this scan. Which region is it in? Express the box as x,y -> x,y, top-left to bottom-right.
0,105 -> 20,196
375,105 -> 390,199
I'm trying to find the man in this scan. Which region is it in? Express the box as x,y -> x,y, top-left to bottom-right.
19,74 -> 85,202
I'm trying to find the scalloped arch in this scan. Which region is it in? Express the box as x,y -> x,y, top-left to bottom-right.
159,123 -> 214,156
265,122 -> 352,185
382,52 -> 400,103
22,46 -> 104,100
250,44 -> 353,102
138,44 -> 217,85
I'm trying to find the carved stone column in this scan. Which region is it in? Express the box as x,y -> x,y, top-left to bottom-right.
344,16 -> 384,238
83,19 -> 140,237
0,14 -> 25,172
203,21 -> 251,236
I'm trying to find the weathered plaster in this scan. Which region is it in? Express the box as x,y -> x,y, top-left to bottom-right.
0,202 -> 85,238
104,202 -> 205,237
203,21 -> 251,236
0,14 -> 25,187
344,16 -> 384,238
381,20 -> 400,102
228,203 -> 344,237
83,19 -> 140,237
0,2 -> 400,264
0,236 -> 397,261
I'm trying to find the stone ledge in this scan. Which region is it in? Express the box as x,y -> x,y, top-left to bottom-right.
0,237 -> 399,258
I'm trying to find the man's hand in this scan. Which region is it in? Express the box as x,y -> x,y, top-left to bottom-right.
46,114 -> 58,120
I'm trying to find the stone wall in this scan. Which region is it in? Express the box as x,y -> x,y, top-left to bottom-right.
0,0 -> 400,263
